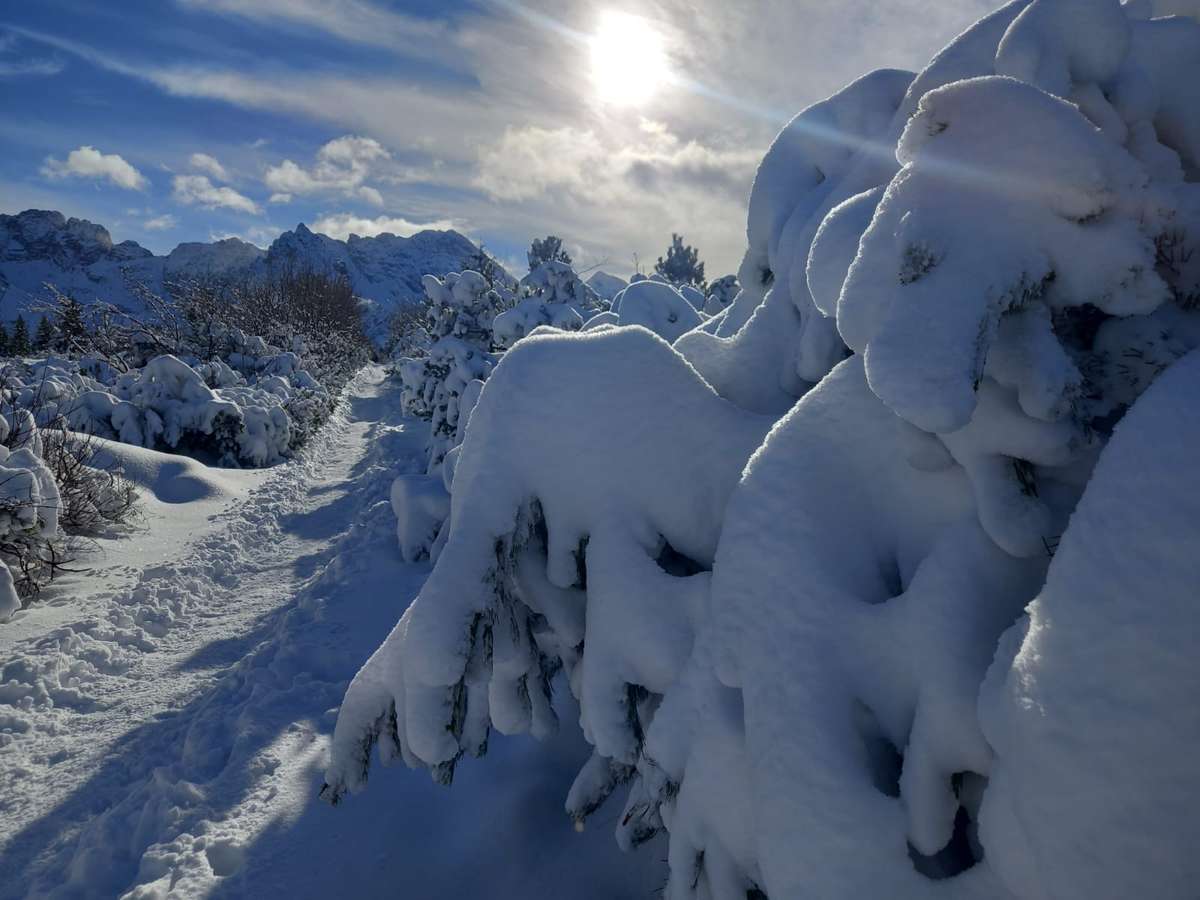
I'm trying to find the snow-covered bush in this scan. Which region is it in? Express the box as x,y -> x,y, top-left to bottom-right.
391,260 -> 604,558
703,274 -> 739,315
3,351 -> 333,468
0,438 -> 61,620
0,362 -> 141,619
605,279 -> 705,342
397,260 -> 607,475
393,270 -> 509,469
491,260 -> 602,348
331,7 -> 1200,895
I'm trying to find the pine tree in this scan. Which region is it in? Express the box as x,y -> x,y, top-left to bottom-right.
10,316 -> 31,357
527,235 -> 572,270
463,245 -> 506,291
53,296 -> 87,352
654,233 -> 706,289
0,322 -> 9,357
34,316 -> 55,352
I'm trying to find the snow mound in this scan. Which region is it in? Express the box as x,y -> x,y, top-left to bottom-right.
87,437 -> 241,505
326,326 -> 769,794
979,348 -> 1200,900
607,280 -> 703,343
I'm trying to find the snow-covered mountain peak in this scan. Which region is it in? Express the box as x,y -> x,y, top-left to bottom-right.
164,237 -> 266,278
0,210 -> 491,334
1,209 -> 152,269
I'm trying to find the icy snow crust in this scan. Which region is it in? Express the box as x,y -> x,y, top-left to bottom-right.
329,0 -> 1200,896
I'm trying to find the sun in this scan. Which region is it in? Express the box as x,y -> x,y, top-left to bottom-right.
590,11 -> 670,108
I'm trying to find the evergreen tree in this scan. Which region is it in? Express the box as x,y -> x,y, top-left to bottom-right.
53,295 -> 87,352
0,322 -> 9,357
654,233 -> 706,289
527,235 -> 572,270
10,315 -> 31,356
34,316 -> 55,352
462,245 -> 507,291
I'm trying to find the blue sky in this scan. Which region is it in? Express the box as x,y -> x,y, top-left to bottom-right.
0,0 -> 992,276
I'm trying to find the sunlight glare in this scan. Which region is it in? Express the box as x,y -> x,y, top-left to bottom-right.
590,11 -> 670,107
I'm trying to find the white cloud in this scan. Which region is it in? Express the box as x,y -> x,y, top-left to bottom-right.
264,135 -> 389,206
144,213 -> 178,231
476,120 -> 758,204
172,174 -> 261,214
309,212 -> 455,241
188,152 -> 228,181
268,192 -> 293,204
41,146 -> 148,191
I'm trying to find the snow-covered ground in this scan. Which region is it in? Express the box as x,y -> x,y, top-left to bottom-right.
0,366 -> 663,899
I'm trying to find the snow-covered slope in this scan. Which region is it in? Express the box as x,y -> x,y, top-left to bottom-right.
584,270 -> 628,301
0,210 -> 483,325
263,223 -> 478,307
0,210 -> 166,318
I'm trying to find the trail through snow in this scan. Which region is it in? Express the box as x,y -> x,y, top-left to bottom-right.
0,366 -> 664,899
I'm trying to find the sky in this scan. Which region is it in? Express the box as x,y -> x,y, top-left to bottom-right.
0,0 -> 995,277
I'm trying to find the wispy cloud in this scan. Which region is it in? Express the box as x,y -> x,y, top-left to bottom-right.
172,174 -> 261,214
0,27 -> 64,78
176,0 -> 447,52
41,146 -> 148,190
0,57 -> 64,77
3,25 -> 492,162
144,213 -> 178,230
188,152 -> 228,181
309,211 -> 456,240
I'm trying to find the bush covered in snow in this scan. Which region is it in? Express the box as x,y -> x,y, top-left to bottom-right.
394,259 -> 607,473
330,4 -> 1200,895
391,269 -> 511,470
1,344 -> 333,469
703,274 -> 739,315
0,362 -> 142,620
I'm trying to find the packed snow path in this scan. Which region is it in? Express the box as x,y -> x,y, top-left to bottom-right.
0,367 -> 662,899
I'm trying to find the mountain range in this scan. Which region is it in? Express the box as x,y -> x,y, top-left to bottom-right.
0,209 -> 484,334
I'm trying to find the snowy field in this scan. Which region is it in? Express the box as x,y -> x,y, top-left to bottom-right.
0,367 -> 663,898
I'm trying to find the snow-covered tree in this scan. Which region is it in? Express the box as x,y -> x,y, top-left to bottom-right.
526,235 -> 572,270
492,260 -> 601,349
394,270 -> 508,472
654,233 -> 706,289
327,2 -> 1200,897
703,274 -> 739,315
